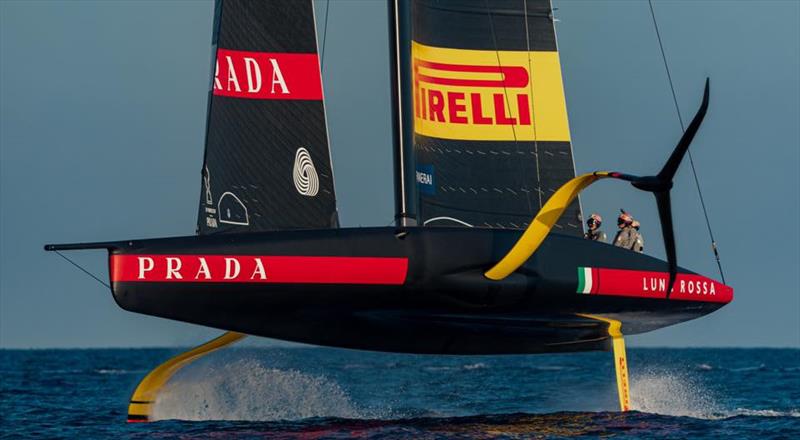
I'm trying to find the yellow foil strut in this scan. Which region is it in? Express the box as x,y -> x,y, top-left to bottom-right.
577,314 -> 631,411
127,331 -> 246,422
484,172 -> 612,280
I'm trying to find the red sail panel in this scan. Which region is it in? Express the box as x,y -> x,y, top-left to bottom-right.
212,49 -> 323,100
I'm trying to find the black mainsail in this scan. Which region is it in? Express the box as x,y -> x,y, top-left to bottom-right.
410,0 -> 581,232
197,0 -> 338,234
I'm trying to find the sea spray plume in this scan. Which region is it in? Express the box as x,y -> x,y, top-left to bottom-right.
630,367 -> 800,420
630,366 -> 722,419
151,358 -> 364,421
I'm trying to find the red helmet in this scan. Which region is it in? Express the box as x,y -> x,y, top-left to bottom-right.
587,213 -> 602,228
618,210 -> 633,226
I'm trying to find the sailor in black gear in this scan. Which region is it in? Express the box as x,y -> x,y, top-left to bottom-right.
584,213 -> 607,242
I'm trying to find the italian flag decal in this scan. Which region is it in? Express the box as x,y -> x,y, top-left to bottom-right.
577,267 -> 597,294
577,266 -> 733,303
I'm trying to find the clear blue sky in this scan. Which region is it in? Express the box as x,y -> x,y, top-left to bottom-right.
1,0 -> 798,348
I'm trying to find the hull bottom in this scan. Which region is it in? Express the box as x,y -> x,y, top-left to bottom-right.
103,226 -> 732,354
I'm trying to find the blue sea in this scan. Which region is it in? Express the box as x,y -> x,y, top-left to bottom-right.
1,347 -> 798,439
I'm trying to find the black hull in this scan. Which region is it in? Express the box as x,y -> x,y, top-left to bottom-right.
104,227 -> 730,354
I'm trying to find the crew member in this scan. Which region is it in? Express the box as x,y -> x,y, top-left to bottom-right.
632,220 -> 644,253
613,210 -> 640,251
584,213 -> 607,242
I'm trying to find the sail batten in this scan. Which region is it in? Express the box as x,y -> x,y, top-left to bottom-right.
411,0 -> 582,232
197,0 -> 337,234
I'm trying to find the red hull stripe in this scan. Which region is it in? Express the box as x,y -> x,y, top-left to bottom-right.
111,255 -> 408,285
213,49 -> 322,101
579,267 -> 733,303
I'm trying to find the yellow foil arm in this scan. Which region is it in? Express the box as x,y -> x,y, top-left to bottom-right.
484,172 -> 612,280
127,331 -> 246,422
577,314 -> 631,411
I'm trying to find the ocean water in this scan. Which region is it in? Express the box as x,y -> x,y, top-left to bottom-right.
1,347 -> 798,439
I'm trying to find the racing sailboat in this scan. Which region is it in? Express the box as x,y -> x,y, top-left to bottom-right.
45,0 -> 732,422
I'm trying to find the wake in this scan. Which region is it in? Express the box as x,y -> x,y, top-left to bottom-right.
152,358 -> 369,421
630,367 -> 799,419
150,356 -> 798,422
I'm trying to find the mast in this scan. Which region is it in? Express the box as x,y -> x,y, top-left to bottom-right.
388,0 -> 417,227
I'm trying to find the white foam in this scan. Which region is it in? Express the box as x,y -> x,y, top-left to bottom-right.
730,364 -> 766,372
531,365 -> 573,371
151,358 -> 370,421
95,368 -> 143,375
630,368 -> 799,420
422,362 -> 489,372
630,367 -> 723,419
462,362 -> 488,370
727,408 -> 800,418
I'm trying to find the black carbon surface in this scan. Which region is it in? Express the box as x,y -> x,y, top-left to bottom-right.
416,136 -> 582,231
413,0 -> 557,51
197,0 -> 337,234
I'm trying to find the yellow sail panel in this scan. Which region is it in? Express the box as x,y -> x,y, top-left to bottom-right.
412,41 -> 571,142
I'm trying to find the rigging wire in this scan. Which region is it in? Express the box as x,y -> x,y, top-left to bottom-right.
522,0 -> 544,211
648,0 -> 725,283
53,250 -> 110,289
320,0 -> 331,71
484,0 -> 537,220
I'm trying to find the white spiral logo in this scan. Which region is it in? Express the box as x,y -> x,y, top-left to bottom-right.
293,147 -> 319,197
